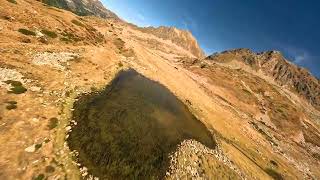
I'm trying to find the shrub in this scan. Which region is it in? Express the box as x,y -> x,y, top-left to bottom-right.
48,117 -> 58,130
18,28 -> 36,36
5,80 -> 27,94
41,29 -> 58,38
7,0 -> 17,4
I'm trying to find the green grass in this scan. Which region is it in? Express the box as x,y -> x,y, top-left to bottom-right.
5,80 -> 27,94
7,0 -> 17,4
18,28 -> 36,36
41,29 -> 58,38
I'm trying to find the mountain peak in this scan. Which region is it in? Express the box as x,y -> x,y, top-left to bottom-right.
141,26 -> 205,58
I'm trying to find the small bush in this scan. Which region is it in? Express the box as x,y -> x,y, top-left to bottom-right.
18,28 -> 36,36
5,80 -> 27,94
71,19 -> 85,27
48,117 -> 58,130
7,0 -> 17,4
41,29 -> 58,38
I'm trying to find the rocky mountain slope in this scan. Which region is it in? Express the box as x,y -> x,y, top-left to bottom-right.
0,0 -> 319,179
140,26 -> 205,58
42,0 -> 119,18
206,48 -> 320,110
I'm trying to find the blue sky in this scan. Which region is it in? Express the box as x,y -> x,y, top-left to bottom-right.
102,0 -> 320,77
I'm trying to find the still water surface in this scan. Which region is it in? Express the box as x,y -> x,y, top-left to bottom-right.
68,69 -> 216,179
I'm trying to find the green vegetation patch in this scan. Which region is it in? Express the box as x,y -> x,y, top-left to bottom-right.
5,80 -> 27,94
7,0 -> 17,4
265,168 -> 283,180
18,28 -> 36,36
41,29 -> 58,38
48,117 -> 58,130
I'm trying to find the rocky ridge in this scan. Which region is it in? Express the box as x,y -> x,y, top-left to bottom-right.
206,48 -> 320,110
140,26 -> 205,58
42,0 -> 119,18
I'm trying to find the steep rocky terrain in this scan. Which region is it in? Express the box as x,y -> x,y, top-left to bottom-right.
140,26 -> 205,58
0,0 -> 319,179
206,48 -> 320,110
42,0 -> 119,18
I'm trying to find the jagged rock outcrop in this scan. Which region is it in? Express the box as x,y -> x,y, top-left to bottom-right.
140,26 -> 205,58
42,0 -> 118,18
206,49 -> 320,110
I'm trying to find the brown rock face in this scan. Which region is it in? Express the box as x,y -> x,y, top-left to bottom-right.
42,0 -> 119,18
140,26 -> 205,58
207,49 -> 320,110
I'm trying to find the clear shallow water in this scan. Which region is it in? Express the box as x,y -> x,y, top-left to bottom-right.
68,69 -> 216,179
